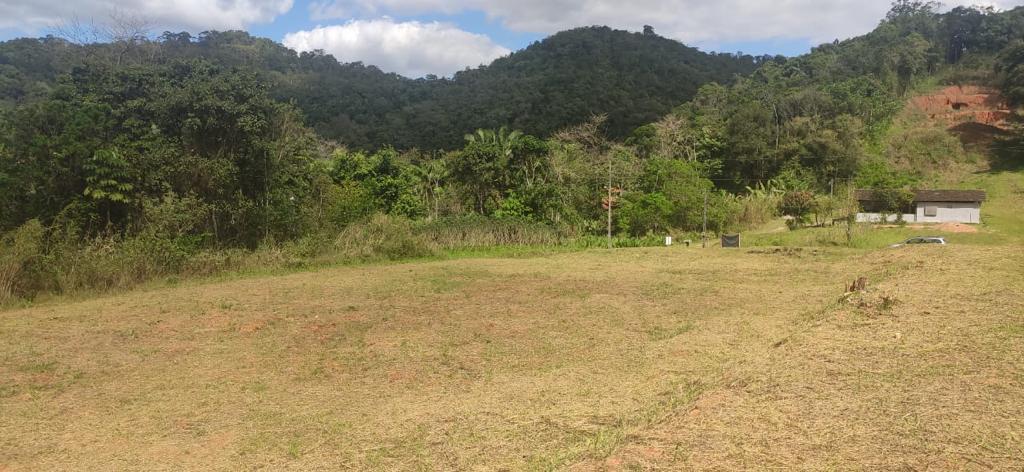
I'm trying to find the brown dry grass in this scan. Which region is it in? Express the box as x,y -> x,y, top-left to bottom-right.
1,243 -> 1021,470
575,245 -> 1024,470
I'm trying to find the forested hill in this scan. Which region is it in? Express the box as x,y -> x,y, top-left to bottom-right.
0,26 -> 760,150
364,27 -> 762,149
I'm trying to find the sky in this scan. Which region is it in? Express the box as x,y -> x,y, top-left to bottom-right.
1,0 -> 1022,78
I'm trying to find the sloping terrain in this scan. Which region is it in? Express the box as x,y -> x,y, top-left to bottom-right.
0,27 -> 758,150
2,182 -> 1023,470
576,244 -> 1024,470
909,85 -> 1014,146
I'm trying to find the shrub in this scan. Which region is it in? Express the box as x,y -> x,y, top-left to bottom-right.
810,195 -> 841,227
779,191 -> 816,229
41,219 -> 205,295
0,219 -> 44,302
617,192 -> 672,237
873,188 -> 915,222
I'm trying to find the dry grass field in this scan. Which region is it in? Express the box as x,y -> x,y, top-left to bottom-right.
2,234 -> 1022,469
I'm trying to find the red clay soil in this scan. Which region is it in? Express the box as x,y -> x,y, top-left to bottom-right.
909,85 -> 1012,129
908,85 -> 1015,147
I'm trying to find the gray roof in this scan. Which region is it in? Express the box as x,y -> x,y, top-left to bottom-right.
855,189 -> 987,203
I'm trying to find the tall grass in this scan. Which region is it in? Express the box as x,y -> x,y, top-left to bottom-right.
732,193 -> 780,230
1,214 -> 575,302
0,220 -> 44,303
415,215 -> 565,249
334,214 -> 436,260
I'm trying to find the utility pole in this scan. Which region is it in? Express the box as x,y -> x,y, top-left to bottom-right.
702,189 -> 708,248
846,182 -> 853,246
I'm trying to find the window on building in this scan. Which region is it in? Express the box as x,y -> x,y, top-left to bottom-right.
924,205 -> 938,217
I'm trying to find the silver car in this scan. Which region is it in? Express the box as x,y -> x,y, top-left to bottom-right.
890,236 -> 947,248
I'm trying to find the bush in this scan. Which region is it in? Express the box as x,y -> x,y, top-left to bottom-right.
779,191 -> 816,229
810,194 -> 841,227
0,219 -> 44,302
334,214 -> 435,260
617,192 -> 672,237
873,188 -> 915,222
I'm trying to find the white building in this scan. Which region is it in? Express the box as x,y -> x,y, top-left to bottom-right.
855,189 -> 986,224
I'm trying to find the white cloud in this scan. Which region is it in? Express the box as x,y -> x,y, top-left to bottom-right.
305,0 -> 1024,49
0,0 -> 293,33
282,19 -> 510,77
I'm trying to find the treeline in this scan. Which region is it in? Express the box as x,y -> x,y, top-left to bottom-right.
0,47 -> 763,300
633,1 -> 1024,195
2,1 -> 1024,301
0,26 -> 760,150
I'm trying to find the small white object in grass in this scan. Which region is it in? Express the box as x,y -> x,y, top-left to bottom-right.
665,236 -> 672,246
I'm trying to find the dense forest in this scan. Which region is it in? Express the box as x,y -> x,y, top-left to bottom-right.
0,26 -> 761,150
1,1 -> 1023,300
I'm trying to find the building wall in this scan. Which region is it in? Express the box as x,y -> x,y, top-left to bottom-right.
856,212 -> 917,223
915,202 -> 980,224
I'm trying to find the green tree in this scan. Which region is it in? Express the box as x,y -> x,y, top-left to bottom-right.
618,192 -> 672,236
996,40 -> 1024,107
83,148 -> 135,225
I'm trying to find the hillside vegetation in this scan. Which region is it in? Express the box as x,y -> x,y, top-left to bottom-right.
1,1 -> 1023,303
0,27 -> 759,150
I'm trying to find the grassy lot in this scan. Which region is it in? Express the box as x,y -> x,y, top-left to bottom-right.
2,237 -> 1023,469
2,168 -> 1022,470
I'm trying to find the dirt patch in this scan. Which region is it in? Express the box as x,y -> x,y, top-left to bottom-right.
909,85 -> 1011,129
936,222 -> 979,233
908,85 -> 1014,149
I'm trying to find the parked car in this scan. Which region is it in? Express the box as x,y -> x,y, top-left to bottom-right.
890,236 -> 947,248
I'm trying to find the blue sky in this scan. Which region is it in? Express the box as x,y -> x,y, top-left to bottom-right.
2,0 -> 1022,77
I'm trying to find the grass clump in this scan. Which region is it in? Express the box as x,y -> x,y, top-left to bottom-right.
0,220 -> 44,304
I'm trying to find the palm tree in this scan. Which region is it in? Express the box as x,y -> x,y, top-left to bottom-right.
465,127 -> 523,157
464,127 -> 524,190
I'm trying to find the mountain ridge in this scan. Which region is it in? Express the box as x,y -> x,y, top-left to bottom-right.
0,26 -> 763,150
